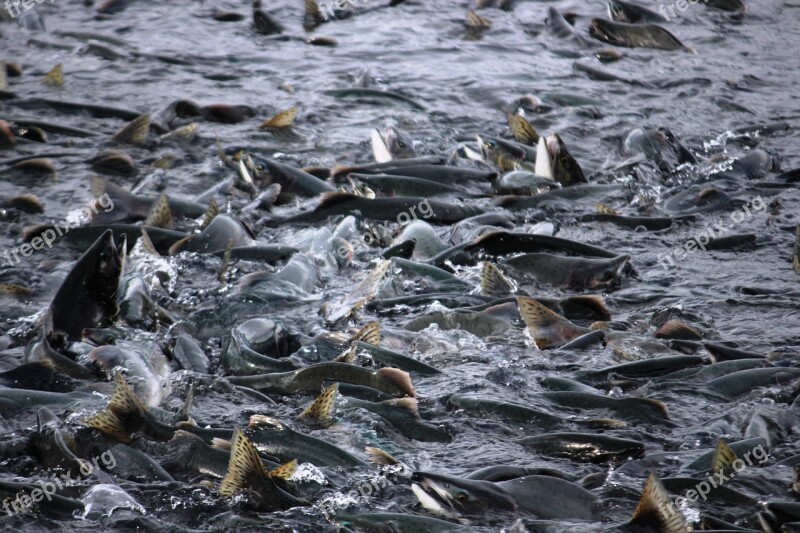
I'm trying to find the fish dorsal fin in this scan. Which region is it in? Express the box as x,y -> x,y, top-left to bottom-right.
517,297 -> 582,349
334,343 -> 357,364
318,191 -> 358,210
507,114 -> 539,146
711,439 -> 738,476
201,197 -> 220,230
218,239 -> 234,285
219,427 -> 269,497
365,446 -> 398,465
324,260 -> 390,323
268,459 -> 298,480
377,367 -> 415,397
299,383 -> 339,428
144,193 -> 173,229
654,320 -> 702,341
596,203 -> 618,215
481,261 -> 514,297
465,9 -> 491,29
260,107 -> 298,130
534,136 -> 553,179
42,63 -> 64,87
383,397 -> 420,419
89,175 -> 109,199
140,228 -> 159,256
111,113 -> 151,146
562,295 -> 610,321
629,471 -> 690,532
177,385 -> 194,421
211,437 -> 231,451
353,321 -> 380,346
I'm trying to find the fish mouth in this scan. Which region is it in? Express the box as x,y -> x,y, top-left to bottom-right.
589,18 -> 616,42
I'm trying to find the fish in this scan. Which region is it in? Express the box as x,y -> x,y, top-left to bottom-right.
343,396 -> 452,442
608,0 -> 668,23
502,253 -> 630,289
45,229 -> 126,340
517,432 -> 646,463
410,471 -> 599,520
589,18 -> 693,52
227,363 -> 415,398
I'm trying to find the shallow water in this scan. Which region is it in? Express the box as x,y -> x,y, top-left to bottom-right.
1,0 -> 800,531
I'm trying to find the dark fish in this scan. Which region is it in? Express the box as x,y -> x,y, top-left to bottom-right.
411,471 -> 599,520
279,193 -> 482,226
46,229 -> 126,340
589,18 -> 693,52
608,1 -> 668,23
228,363 -> 415,398
502,253 -> 630,289
545,7 -> 587,47
517,432 -> 646,463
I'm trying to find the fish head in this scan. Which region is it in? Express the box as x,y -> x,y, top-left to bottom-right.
546,133 -> 587,186
91,230 -> 127,300
383,127 -> 416,160
410,471 -> 517,513
578,255 -> 630,290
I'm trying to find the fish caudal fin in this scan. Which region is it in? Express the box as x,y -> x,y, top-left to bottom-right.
480,261 -> 514,297
219,427 -> 268,497
299,383 -> 339,428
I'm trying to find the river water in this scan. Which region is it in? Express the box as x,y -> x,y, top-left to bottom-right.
1,0 -> 800,531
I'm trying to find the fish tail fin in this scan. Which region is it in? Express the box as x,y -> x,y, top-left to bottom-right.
517,297 -> 585,349
365,446 -> 398,465
629,471 -> 690,532
561,294 -> 611,320
268,459 -> 298,480
219,427 -> 269,497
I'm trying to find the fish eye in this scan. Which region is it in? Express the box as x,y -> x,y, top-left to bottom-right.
397,141 -> 407,148
604,269 -> 616,281
455,491 -> 468,500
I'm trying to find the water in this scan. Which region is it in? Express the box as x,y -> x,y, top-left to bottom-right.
1,0 -> 800,530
